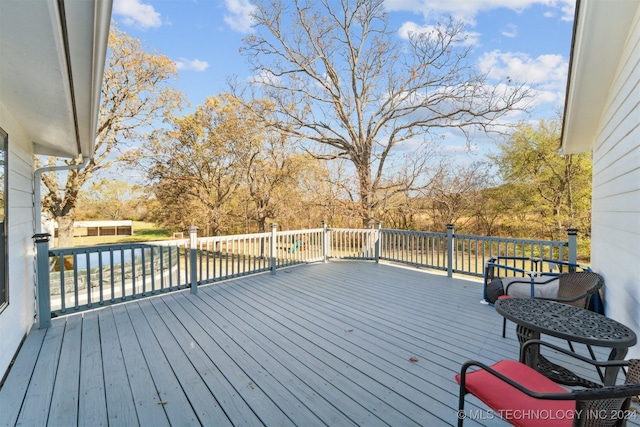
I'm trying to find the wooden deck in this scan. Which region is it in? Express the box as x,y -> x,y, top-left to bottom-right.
1,261 -> 637,426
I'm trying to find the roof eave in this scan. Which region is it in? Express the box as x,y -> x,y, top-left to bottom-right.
0,0 -> 112,159
561,0 -> 639,155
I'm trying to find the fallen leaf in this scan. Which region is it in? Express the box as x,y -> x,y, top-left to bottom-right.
346,329 -> 354,332
158,400 -> 167,406
409,356 -> 418,362
248,381 -> 255,390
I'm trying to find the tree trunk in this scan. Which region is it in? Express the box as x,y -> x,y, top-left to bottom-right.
257,217 -> 267,233
57,215 -> 75,248
357,162 -> 375,228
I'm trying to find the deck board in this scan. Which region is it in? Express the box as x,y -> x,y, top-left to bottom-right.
164,294 -> 297,426
148,297 -> 263,426
170,293 -> 313,426
195,284 -> 396,426
111,303 -> 170,426
99,306 -> 139,427
186,292 -> 367,426
0,328 -> 46,427
78,310 -> 108,426
212,277 -> 453,423
17,320 -> 64,427
48,313 -> 82,426
136,299 -> 233,426
1,261 -> 638,426
214,266 -> 491,426
125,301 -> 201,426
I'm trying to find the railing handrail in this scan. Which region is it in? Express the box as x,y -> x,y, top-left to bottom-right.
455,233 -> 568,246
49,239 -> 190,255
380,228 -> 447,237
36,224 -> 577,324
195,232 -> 270,243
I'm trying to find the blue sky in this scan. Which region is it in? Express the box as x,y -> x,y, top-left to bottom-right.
111,0 -> 576,157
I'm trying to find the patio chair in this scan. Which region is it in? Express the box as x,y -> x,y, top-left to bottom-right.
493,269 -> 606,388
456,340 -> 640,427
498,271 -> 604,337
483,257 -> 604,337
483,256 -> 593,302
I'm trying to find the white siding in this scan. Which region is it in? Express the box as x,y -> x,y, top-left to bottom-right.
591,9 -> 640,359
0,103 -> 37,378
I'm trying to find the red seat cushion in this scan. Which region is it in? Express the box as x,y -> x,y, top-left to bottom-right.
456,360 -> 574,427
498,295 -> 514,300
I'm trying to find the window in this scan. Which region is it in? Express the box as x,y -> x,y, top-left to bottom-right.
0,128 -> 7,312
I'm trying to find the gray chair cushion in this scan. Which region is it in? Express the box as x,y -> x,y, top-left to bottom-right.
502,276 -> 560,299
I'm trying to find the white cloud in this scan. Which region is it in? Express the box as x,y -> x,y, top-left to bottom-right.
385,0 -> 575,25
113,0 -> 162,29
223,0 -> 256,33
248,70 -> 280,86
477,50 -> 569,114
443,144 -> 480,153
500,24 -> 518,38
398,21 -> 481,47
175,58 -> 210,72
477,50 -> 567,86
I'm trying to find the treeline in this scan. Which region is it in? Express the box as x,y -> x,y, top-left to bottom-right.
45,18 -> 590,250
78,115 -> 591,244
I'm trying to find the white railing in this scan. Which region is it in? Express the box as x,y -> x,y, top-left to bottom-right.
193,227 -> 325,284
35,223 -> 576,325
379,229 -> 449,272
326,228 -> 377,260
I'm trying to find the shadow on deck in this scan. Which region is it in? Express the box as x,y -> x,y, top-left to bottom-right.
0,261 -> 637,426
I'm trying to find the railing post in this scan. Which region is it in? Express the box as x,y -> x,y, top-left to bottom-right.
321,221 -> 328,263
270,223 -> 277,274
447,224 -> 455,278
567,228 -> 578,266
33,233 -> 51,329
189,226 -> 198,294
375,222 -> 382,263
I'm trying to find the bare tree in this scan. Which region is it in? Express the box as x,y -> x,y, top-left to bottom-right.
38,25 -> 182,247
242,133 -> 312,233
426,161 -> 492,231
241,0 -> 531,226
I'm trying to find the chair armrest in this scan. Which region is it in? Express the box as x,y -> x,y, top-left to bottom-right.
460,358 -> 640,401
539,258 -> 592,273
460,360 -> 575,400
520,339 -> 632,369
572,383 -> 640,400
485,263 -> 538,277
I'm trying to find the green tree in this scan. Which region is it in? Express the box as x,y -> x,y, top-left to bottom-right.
38,24 -> 182,247
489,119 -> 592,240
242,0 -> 530,227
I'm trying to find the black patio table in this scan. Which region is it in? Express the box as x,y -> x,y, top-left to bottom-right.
495,297 -> 637,386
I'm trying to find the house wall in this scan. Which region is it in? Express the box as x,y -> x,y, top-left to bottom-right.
0,103 -> 37,379
590,9 -> 640,358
